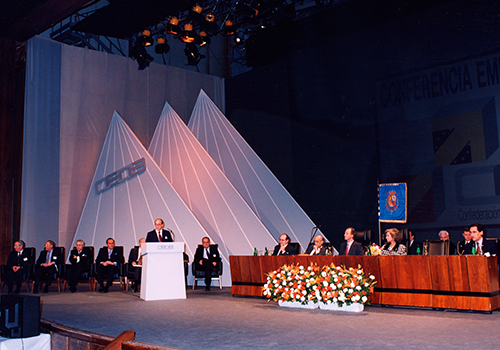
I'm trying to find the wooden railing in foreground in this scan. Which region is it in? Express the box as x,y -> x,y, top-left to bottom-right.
40,318 -> 184,350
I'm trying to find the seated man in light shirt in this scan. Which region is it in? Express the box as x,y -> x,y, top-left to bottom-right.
305,235 -> 327,255
470,223 -> 498,256
128,238 -> 146,293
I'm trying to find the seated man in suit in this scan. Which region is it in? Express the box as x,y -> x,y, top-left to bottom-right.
96,237 -> 124,293
34,240 -> 63,293
439,230 -> 457,255
457,226 -> 473,255
407,230 -> 422,255
273,234 -> 296,255
305,235 -> 327,255
470,223 -> 498,256
194,237 -> 221,291
5,240 -> 31,294
128,238 -> 146,293
339,227 -> 365,255
67,239 -> 92,293
146,218 -> 173,242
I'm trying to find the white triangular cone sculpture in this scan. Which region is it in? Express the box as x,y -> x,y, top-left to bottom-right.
149,102 -> 277,258
188,90 -> 323,251
71,111 -> 228,284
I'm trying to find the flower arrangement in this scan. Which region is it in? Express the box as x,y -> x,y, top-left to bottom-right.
366,244 -> 382,256
263,263 -> 377,307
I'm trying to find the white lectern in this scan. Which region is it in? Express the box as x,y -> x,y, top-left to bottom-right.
141,242 -> 186,301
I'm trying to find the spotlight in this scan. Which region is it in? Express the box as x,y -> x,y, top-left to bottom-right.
184,43 -> 205,66
180,23 -> 197,43
194,31 -> 211,47
155,37 -> 170,54
131,44 -> 154,70
138,29 -> 154,47
189,4 -> 205,22
203,13 -> 218,34
222,20 -> 236,36
166,17 -> 181,35
234,30 -> 250,45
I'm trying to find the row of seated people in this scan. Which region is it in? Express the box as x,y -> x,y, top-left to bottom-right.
274,223 -> 499,257
273,227 -> 407,257
2,234 -> 221,294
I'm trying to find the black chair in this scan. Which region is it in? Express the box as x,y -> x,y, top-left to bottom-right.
192,244 -> 223,290
93,246 -> 125,291
63,246 -> 95,292
353,230 -> 372,248
288,242 -> 301,255
1,247 -> 36,293
424,240 -> 449,255
485,238 -> 499,251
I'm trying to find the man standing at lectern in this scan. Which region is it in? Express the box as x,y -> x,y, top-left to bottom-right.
146,218 -> 173,242
194,237 -> 221,291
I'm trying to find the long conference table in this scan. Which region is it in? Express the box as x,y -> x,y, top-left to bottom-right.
229,255 -> 500,312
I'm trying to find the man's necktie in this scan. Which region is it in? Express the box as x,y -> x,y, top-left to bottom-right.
17,252 -> 21,264
158,231 -> 162,242
346,244 -> 350,256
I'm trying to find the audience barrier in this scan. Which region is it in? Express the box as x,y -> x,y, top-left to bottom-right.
229,255 -> 500,312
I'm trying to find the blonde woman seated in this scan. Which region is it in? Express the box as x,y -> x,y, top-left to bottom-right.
381,228 -> 407,255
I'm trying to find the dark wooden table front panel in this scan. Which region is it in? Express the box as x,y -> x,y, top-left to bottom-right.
229,255 -> 499,311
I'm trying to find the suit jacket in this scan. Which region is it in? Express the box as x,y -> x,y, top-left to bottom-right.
96,247 -> 125,265
128,246 -> 142,264
194,245 -> 221,268
339,241 -> 365,256
304,244 -> 327,255
69,247 -> 92,268
146,229 -> 173,243
475,240 -> 499,256
408,240 -> 422,255
272,244 -> 296,256
36,249 -> 63,269
456,240 -> 473,255
7,249 -> 31,273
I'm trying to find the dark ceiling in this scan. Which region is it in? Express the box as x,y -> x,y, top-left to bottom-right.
1,0 -> 457,43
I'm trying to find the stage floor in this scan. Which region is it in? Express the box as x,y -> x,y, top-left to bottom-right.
10,286 -> 500,349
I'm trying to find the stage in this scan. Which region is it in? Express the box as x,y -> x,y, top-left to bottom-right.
10,286 -> 500,349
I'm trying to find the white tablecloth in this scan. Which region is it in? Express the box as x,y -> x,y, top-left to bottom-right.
0,333 -> 50,350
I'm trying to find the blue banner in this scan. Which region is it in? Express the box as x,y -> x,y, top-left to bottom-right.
379,183 -> 407,223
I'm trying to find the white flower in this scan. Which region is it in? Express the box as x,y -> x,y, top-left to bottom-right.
330,283 -> 335,288
321,271 -> 327,277
356,286 -> 361,291
273,279 -> 277,284
350,282 -> 355,288
312,285 -> 317,290
357,276 -> 362,280
323,281 -> 328,287
337,284 -> 342,289
332,285 -> 337,290
306,283 -> 310,288
334,277 -> 338,283
369,275 -> 375,280
362,296 -> 368,303
364,283 -> 369,287
343,288 -> 348,293
307,266 -> 312,271
299,266 -> 304,270
348,289 -> 353,294
327,299 -> 332,304
300,296 -> 305,302
333,297 -> 338,303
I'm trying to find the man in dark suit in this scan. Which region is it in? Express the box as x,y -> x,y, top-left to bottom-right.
305,235 -> 328,255
96,237 -> 124,293
407,231 -> 422,255
273,234 -> 296,255
5,240 -> 31,293
457,226 -> 473,255
67,239 -> 92,293
470,223 -> 498,256
146,218 -> 174,242
34,240 -> 63,293
128,238 -> 145,292
194,237 -> 221,291
339,227 -> 365,255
